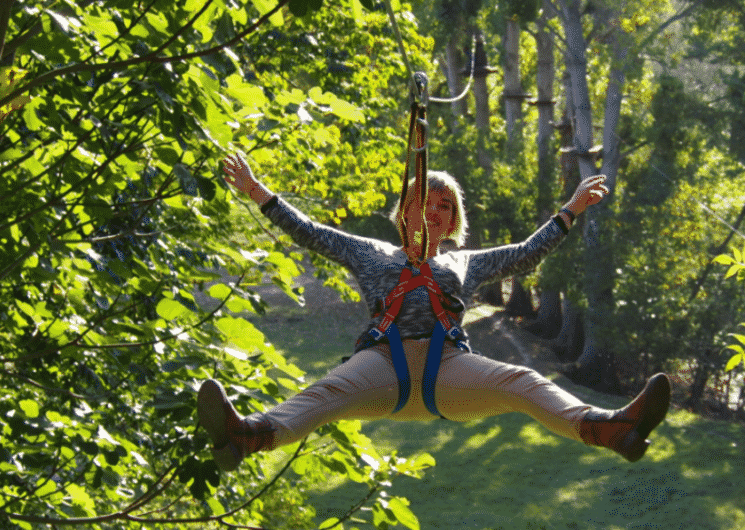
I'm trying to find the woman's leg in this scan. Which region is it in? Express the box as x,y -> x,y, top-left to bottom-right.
265,345 -> 399,447
435,345 -> 590,440
198,345 -> 399,471
434,345 -> 670,461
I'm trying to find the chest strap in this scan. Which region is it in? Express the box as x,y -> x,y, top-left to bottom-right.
369,263 -> 463,342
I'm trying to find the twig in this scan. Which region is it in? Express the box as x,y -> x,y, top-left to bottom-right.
319,483 -> 381,529
0,0 -> 291,110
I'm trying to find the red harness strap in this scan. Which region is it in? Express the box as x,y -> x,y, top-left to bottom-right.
370,263 -> 461,341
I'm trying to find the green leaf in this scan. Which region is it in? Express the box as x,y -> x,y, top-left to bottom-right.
329,97 -> 365,122
19,399 -> 39,418
388,497 -> 420,530
733,246 -> 742,263
155,147 -> 180,165
712,254 -> 735,265
350,0 -> 365,25
729,333 -> 745,346
206,496 -> 223,514
319,517 -> 341,530
65,483 -> 96,516
156,298 -> 190,320
208,283 -> 233,299
250,0 -> 284,26
725,264 -> 742,279
725,353 -> 744,372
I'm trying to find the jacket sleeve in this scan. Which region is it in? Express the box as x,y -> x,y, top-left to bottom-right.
260,195 -> 388,274
461,218 -> 567,293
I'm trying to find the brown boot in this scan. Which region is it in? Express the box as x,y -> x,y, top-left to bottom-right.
579,373 -> 671,462
197,379 -> 275,472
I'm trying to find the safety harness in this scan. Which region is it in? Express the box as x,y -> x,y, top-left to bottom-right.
367,72 -> 465,419
368,262 -> 466,418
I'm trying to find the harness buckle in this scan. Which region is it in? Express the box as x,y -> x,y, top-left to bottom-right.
446,326 -> 462,340
369,327 -> 385,341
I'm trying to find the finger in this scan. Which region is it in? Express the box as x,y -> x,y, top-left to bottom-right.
586,174 -> 606,186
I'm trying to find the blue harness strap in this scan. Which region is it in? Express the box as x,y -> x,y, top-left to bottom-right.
385,323 -> 411,414
385,321 -> 446,418
422,321 -> 447,418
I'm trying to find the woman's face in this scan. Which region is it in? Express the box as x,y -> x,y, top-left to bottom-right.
424,188 -> 456,242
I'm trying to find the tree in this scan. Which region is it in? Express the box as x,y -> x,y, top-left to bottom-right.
0,1 -> 436,528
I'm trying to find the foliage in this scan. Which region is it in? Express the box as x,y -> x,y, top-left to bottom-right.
714,245 -> 745,373
0,1 -> 438,528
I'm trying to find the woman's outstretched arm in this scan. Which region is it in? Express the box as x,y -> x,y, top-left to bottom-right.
461,175 -> 610,292
221,153 -> 397,274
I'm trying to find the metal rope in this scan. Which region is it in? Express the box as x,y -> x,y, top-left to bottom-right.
649,163 -> 745,243
382,0 -> 476,105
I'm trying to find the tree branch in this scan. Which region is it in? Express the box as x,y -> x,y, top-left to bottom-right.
0,0 -> 14,63
0,0 -> 291,110
0,369 -> 99,401
8,438 -> 309,528
639,0 -> 706,50
81,0 -> 159,64
320,483 -> 381,529
149,0 -> 215,58
2,269 -> 247,364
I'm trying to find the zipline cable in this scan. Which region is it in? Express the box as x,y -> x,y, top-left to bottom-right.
649,162 -> 745,244
382,0 -> 477,105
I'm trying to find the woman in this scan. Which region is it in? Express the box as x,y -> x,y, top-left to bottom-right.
197,153 -> 671,472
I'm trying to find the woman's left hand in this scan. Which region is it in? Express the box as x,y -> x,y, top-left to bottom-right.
566,174 -> 610,216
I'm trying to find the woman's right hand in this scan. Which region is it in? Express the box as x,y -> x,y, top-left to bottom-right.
222,153 -> 274,205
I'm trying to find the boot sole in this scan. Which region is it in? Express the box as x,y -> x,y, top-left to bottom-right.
197,379 -> 230,447
621,373 -> 671,462
197,380 -> 242,472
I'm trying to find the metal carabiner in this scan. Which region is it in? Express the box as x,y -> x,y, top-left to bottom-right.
410,71 -> 429,107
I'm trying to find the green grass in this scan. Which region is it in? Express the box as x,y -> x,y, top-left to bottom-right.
251,301 -> 745,530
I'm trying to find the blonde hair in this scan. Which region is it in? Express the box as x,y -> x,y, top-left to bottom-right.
388,170 -> 469,248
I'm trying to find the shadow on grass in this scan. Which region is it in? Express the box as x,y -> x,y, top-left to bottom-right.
308,398 -> 744,530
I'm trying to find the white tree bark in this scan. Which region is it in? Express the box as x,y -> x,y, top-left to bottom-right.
559,0 -> 627,392
445,35 -> 467,118
503,18 -> 522,138
536,6 -> 555,224
561,0 -> 596,180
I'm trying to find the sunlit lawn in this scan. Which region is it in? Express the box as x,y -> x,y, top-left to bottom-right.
250,301 -> 745,530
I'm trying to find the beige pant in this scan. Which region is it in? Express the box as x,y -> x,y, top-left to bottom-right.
264,339 -> 591,449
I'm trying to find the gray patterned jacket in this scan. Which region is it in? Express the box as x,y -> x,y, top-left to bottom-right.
261,196 -> 568,352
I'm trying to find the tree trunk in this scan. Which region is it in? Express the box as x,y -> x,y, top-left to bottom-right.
524,289 -> 562,339
562,1 -> 596,180
535,7 -> 555,225
683,349 -> 713,412
528,6 -> 561,339
502,18 -> 531,314
504,278 -> 536,318
472,31 -> 492,171
445,34 -> 467,119
551,296 -> 584,362
503,18 -> 523,138
560,0 -> 624,394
